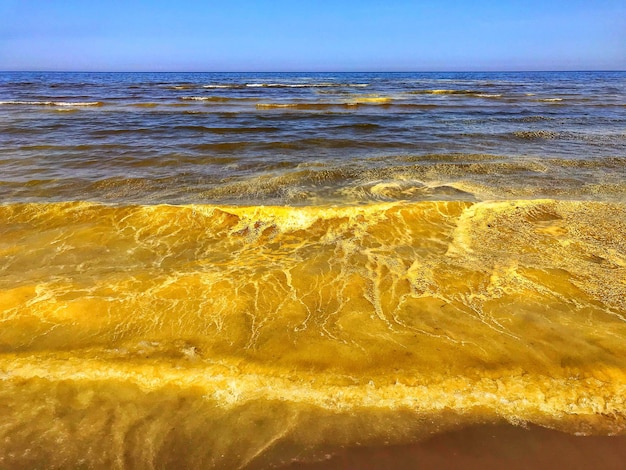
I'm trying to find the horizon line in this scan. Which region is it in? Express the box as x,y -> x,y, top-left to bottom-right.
1,69 -> 625,74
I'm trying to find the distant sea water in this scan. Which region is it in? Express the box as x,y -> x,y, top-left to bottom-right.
1,72 -> 626,469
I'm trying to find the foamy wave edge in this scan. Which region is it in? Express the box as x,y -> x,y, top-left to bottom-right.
0,100 -> 103,107
202,83 -> 369,89
6,356 -> 626,435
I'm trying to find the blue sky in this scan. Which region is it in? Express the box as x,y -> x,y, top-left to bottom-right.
1,0 -> 624,71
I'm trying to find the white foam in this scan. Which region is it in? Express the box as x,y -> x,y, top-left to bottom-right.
202,83 -> 368,89
0,100 -> 102,107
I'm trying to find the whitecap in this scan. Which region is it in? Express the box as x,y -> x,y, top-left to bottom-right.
0,100 -> 103,107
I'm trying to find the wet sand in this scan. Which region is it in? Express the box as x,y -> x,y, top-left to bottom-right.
284,423 -> 626,470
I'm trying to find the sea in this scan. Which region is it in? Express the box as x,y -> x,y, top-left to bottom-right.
1,71 -> 625,469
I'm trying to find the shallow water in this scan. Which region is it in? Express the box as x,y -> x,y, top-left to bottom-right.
1,72 -> 625,469
2,71 -> 625,205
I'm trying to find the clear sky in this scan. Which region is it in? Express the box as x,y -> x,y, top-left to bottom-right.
1,0 -> 624,72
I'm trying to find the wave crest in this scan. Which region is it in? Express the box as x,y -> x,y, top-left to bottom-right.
0,100 -> 103,107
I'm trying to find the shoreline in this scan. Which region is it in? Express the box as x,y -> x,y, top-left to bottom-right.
284,423 -> 626,470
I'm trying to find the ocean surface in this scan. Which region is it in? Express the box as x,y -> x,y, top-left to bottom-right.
1,71 -> 625,469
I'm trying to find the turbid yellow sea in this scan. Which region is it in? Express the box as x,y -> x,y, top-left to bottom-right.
1,199 -> 625,468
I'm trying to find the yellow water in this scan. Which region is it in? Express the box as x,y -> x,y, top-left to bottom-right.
1,199 -> 626,468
